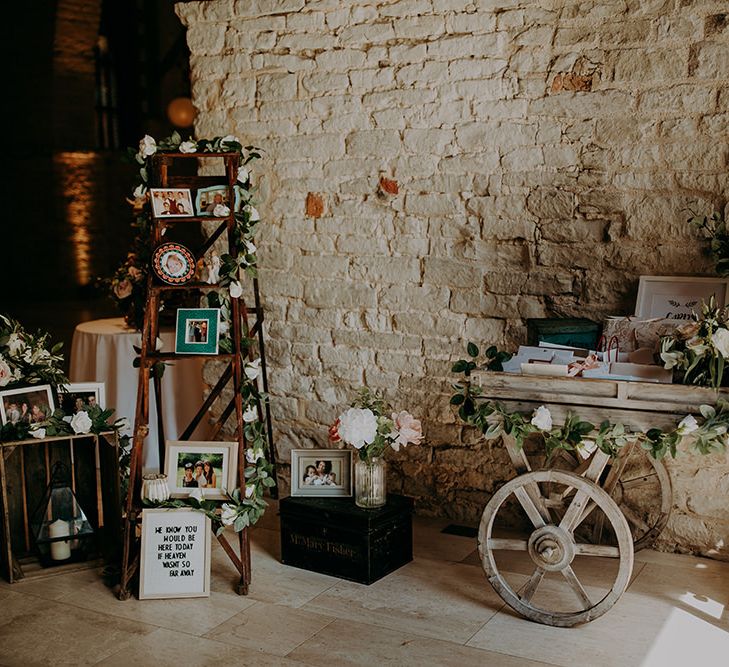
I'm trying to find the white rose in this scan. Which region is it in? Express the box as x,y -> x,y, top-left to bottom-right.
221,134 -> 240,145
337,407 -> 378,449
245,483 -> 255,498
138,134 -> 157,157
213,204 -> 230,217
531,405 -> 553,431
115,417 -> 131,433
661,350 -> 684,370
677,414 -> 699,436
245,446 -> 265,463
0,358 -> 12,387
132,184 -> 147,198
244,205 -> 260,222
218,320 -> 229,335
243,405 -> 258,422
229,281 -> 243,299
221,503 -> 237,526
243,239 -> 257,255
577,439 -> 597,459
237,166 -> 249,183
711,328 -> 729,358
71,410 -> 93,434
7,333 -> 25,357
179,140 -> 197,154
188,488 -> 204,502
31,428 -> 46,439
244,358 -> 261,380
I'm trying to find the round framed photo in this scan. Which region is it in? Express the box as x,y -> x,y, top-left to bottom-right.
152,243 -> 196,285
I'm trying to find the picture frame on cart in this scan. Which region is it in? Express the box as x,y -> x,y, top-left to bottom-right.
635,276 -> 729,320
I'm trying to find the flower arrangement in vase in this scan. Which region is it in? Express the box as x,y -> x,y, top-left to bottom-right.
660,296 -> 729,389
329,388 -> 422,508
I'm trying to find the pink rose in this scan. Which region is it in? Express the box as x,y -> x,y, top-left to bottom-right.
328,419 -> 341,443
127,266 -> 143,282
114,279 -> 133,299
391,411 -> 422,450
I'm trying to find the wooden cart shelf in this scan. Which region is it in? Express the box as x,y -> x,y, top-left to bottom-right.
472,371 -> 728,431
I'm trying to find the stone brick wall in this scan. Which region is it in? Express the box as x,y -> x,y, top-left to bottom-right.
177,0 -> 729,558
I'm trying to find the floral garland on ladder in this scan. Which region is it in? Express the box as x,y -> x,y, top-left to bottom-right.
111,133 -> 274,530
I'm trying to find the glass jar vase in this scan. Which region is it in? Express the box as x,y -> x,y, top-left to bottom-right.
354,457 -> 386,508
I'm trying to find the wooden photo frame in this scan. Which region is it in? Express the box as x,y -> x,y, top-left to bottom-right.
0,384 -> 56,426
149,188 -> 194,218
165,440 -> 238,501
291,449 -> 353,497
139,508 -> 211,600
59,382 -> 106,415
195,185 -> 242,216
635,276 -> 729,320
175,308 -> 220,355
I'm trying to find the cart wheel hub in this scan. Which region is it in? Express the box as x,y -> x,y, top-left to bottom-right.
528,525 -> 574,571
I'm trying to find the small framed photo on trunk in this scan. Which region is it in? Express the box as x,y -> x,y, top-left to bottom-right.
290,449 -> 352,497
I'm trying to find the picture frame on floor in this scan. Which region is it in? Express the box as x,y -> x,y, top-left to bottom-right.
290,449 -> 353,497
0,384 -> 56,426
175,308 -> 220,355
139,508 -> 211,600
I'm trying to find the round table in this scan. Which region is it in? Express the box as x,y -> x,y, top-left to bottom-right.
70,318 -> 210,473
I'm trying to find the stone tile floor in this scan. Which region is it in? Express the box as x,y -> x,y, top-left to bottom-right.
1,508 -> 728,666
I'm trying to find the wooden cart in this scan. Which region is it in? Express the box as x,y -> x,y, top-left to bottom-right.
472,372 -> 724,627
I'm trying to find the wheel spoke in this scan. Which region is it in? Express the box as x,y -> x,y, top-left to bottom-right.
520,567 -> 545,603
621,472 -> 658,490
559,489 -> 590,533
574,543 -> 620,557
561,565 -> 593,609
488,538 -> 528,551
620,503 -> 650,534
514,486 -> 546,528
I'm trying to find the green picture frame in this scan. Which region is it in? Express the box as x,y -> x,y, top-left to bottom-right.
175,308 -> 220,355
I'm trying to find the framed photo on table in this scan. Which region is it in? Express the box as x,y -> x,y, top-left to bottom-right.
0,384 -> 55,426
59,382 -> 106,414
290,449 -> 353,497
635,276 -> 729,320
165,440 -> 238,500
139,508 -> 211,600
149,188 -> 194,218
175,308 -> 220,355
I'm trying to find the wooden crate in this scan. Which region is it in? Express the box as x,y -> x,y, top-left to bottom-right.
0,432 -> 121,583
471,372 -> 729,431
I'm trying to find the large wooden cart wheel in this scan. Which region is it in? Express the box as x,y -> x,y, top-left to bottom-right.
479,470 -> 634,627
552,444 -> 672,551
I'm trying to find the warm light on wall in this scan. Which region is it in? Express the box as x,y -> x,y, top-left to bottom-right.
54,151 -> 99,286
167,97 -> 196,128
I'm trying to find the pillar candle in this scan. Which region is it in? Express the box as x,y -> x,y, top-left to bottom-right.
48,519 -> 71,561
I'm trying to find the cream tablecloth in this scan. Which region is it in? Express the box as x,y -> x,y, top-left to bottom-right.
70,318 -> 209,472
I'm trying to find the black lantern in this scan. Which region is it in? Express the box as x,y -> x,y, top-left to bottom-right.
30,462 -> 95,567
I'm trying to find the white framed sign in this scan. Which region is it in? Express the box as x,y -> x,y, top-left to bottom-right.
139,508 -> 211,600
635,276 -> 729,320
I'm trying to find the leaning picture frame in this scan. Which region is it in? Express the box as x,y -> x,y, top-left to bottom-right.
175,308 -> 220,355
139,508 -> 211,600
165,440 -> 238,501
290,449 -> 353,497
635,276 -> 729,320
0,384 -> 56,427
58,382 -> 106,415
